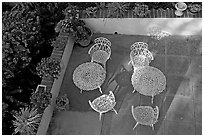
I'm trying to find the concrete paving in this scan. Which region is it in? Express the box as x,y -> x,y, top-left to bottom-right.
47,32 -> 202,135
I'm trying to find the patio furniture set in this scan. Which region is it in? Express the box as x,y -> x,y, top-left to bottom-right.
72,37 -> 167,130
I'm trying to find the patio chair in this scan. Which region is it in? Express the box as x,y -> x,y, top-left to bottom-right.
128,48 -> 154,68
131,105 -> 159,131
88,91 -> 117,121
88,42 -> 112,69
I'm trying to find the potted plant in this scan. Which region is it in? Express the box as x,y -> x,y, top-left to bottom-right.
36,57 -> 61,79
55,5 -> 93,47
30,85 -> 52,114
55,94 -> 69,111
76,25 -> 93,47
174,2 -> 187,16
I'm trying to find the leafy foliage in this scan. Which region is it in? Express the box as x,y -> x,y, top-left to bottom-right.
133,3 -> 151,17
55,18 -> 92,43
188,3 -> 202,13
85,7 -> 98,17
36,57 -> 61,79
56,94 -> 69,111
95,2 -> 107,10
2,102 -> 9,118
2,2 -> 13,12
13,107 -> 42,135
107,2 -> 130,18
2,3 -> 41,87
30,87 -> 52,113
63,5 -> 80,20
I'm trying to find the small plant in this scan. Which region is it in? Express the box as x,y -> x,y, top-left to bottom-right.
30,86 -> 52,113
55,94 -> 69,111
63,5 -> 80,20
36,57 -> 61,79
75,25 -> 92,43
133,3 -> 150,17
188,3 -> 202,13
55,5 -> 92,45
13,107 -> 42,135
55,18 -> 92,44
107,2 -> 130,18
95,2 -> 107,10
85,7 -> 98,18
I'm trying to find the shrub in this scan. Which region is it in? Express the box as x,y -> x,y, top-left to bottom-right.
107,2 -> 130,18
13,107 -> 42,135
56,94 -> 69,111
30,87 -> 52,113
36,57 -> 61,79
133,3 -> 150,17
85,7 -> 98,17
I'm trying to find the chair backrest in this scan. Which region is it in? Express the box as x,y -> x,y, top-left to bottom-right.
94,37 -> 111,47
130,42 -> 148,51
130,48 -> 154,68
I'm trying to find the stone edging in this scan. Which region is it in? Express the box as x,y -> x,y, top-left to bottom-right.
37,34 -> 74,135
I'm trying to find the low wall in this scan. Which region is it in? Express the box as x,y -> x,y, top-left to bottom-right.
84,18 -> 202,36
37,34 -> 74,135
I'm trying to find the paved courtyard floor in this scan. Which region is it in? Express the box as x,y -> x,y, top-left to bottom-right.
47,31 -> 201,135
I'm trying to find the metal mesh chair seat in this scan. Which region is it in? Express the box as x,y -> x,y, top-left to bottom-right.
89,91 -> 117,120
90,50 -> 110,68
131,105 -> 159,130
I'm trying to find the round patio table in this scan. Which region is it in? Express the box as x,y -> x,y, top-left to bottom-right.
73,62 -> 106,93
131,66 -> 166,103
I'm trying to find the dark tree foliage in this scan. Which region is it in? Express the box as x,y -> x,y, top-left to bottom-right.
2,3 -> 41,86
30,89 -> 52,114
2,2 -> 13,12
2,2 -> 68,135
70,2 -> 97,10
